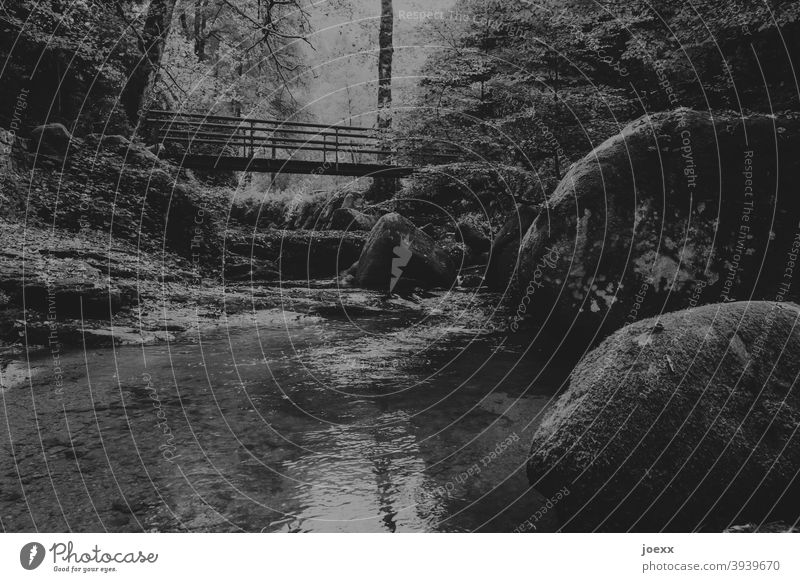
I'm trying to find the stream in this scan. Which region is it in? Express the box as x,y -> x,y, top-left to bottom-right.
1,303 -> 573,532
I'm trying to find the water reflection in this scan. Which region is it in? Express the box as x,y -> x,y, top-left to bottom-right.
1,312 -> 571,532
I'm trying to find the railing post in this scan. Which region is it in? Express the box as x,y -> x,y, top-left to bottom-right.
322,134 -> 327,164
250,120 -> 255,158
334,127 -> 339,172
239,117 -> 245,158
270,129 -> 276,184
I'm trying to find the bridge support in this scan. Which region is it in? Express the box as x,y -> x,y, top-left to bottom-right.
178,154 -> 414,178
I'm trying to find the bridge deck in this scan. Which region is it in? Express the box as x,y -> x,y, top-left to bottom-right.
144,110 -> 458,176
178,155 -> 414,177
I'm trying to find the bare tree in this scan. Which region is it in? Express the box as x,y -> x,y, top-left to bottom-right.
122,0 -> 178,124
194,0 -> 209,61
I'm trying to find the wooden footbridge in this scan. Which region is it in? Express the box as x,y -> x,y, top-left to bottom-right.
144,110 -> 460,177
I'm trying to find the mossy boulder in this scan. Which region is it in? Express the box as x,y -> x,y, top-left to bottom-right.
30,123 -> 73,158
356,213 -> 457,291
0,277 -> 129,319
526,301 -> 800,531
19,134 -> 225,263
393,162 -> 541,225
226,229 -> 366,281
455,220 -> 490,254
486,203 -> 539,290
328,208 -> 378,231
223,255 -> 279,282
517,109 -> 800,338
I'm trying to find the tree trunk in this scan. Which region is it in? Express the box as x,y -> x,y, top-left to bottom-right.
377,0 -> 393,160
194,0 -> 208,61
122,0 -> 177,126
370,0 -> 394,202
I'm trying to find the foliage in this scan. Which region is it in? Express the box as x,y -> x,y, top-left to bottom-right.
159,0 -> 312,120
0,0 -> 315,132
402,0 -> 800,188
22,135 -> 226,261
0,0 -> 143,133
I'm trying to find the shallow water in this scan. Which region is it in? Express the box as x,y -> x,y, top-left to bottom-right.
1,307 -> 572,532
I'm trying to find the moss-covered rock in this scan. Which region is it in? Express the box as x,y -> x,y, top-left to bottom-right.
394,161 -> 540,221
30,123 -> 73,158
356,213 -> 456,291
455,220 -> 490,253
225,227 -> 366,281
486,203 -> 539,290
19,133 -> 225,263
328,208 -> 378,231
526,301 -> 800,531
517,109 -> 800,339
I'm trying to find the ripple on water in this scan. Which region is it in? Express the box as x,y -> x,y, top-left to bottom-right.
1,305 -> 572,532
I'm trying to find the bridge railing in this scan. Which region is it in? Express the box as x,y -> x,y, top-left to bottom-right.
143,110 -> 462,168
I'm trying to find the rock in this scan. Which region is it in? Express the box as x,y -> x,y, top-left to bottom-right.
526,301 -> 800,531
228,240 -> 276,260
328,208 -> 378,231
486,203 -> 538,290
226,229 -> 366,280
123,141 -> 161,166
316,196 -> 343,227
398,161 -> 542,215
341,192 -> 356,209
223,255 -> 279,282
420,223 -> 437,237
301,213 -> 318,230
290,201 -> 314,230
101,134 -> 131,150
277,231 -> 365,280
355,213 -> 457,291
459,273 -> 483,288
455,221 -> 490,253
30,123 -> 72,158
344,261 -> 359,276
0,277 -> 128,319
516,109 -> 800,338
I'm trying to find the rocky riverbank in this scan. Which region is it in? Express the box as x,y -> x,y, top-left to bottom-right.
0,213 -> 506,377
1,124 -> 519,359
4,111 -> 800,532
511,110 -> 800,532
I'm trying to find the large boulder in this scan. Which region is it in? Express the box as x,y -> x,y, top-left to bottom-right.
355,213 -> 457,291
486,203 -> 539,290
97,134 -> 161,167
223,255 -> 279,282
397,162 -> 542,215
516,109 -> 800,338
455,221 -> 490,254
527,301 -> 800,531
290,232 -> 365,280
0,276 -> 130,319
30,123 -> 72,158
235,230 -> 366,280
328,208 -> 378,231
